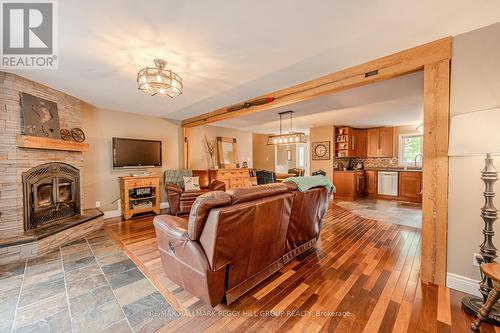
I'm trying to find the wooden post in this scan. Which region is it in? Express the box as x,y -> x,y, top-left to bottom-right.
421,59 -> 451,284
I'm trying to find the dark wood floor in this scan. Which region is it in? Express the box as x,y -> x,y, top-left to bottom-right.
105,204 -> 496,332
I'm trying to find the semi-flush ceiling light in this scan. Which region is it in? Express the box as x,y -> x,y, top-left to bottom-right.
137,59 -> 183,97
267,111 -> 307,145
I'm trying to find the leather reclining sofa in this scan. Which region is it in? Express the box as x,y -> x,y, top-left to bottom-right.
153,182 -> 330,306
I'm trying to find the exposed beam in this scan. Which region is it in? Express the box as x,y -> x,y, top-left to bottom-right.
181,37 -> 452,128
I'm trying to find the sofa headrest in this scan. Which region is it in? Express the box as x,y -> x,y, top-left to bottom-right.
282,181 -> 298,191
227,183 -> 290,205
188,191 -> 232,240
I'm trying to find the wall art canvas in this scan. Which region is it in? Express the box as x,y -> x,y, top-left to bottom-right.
20,93 -> 60,139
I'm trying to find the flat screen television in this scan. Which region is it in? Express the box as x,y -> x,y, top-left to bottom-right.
112,137 -> 162,168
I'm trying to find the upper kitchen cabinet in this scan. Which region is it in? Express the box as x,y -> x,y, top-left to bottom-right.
334,127 -> 367,158
366,127 -> 396,157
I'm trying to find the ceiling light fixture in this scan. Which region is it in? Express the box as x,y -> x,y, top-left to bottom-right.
267,111 -> 307,145
137,59 -> 183,97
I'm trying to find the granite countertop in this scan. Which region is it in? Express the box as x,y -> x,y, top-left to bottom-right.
364,167 -> 423,172
333,167 -> 423,173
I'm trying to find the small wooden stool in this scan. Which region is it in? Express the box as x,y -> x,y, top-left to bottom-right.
472,263 -> 500,330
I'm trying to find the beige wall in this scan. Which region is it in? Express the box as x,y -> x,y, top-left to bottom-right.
309,126 -> 334,182
252,133 -> 276,170
448,23 -> 500,281
81,105 -> 181,212
186,125 -> 253,169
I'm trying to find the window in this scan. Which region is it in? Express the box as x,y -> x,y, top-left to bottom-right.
298,146 -> 306,167
399,134 -> 423,165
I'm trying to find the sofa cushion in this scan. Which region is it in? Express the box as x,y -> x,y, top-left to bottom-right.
183,176 -> 201,192
165,169 -> 192,188
188,191 -> 232,240
180,189 -> 210,201
193,170 -> 210,189
227,183 -> 289,204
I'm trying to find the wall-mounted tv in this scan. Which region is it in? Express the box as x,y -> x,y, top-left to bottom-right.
112,137 -> 162,168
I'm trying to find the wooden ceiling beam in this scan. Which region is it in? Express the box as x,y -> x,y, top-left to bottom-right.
181,37 -> 452,128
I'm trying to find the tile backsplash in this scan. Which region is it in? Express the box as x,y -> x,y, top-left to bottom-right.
334,157 -> 399,169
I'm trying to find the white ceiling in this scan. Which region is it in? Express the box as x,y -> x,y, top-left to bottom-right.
215,71 -> 424,134
6,1 -> 500,121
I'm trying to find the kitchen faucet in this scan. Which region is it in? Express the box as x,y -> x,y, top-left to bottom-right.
414,153 -> 423,167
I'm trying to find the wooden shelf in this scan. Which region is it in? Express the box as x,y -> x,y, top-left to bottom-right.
16,135 -> 89,152
129,196 -> 156,201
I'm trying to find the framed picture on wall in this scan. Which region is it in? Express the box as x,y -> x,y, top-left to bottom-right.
312,141 -> 330,160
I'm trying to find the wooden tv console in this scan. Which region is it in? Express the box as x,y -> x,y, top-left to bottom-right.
119,175 -> 161,220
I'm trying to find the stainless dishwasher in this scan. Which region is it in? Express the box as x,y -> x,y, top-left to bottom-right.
377,171 -> 399,196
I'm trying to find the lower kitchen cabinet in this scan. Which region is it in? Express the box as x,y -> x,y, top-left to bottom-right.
333,170 -> 364,201
364,170 -> 377,195
399,171 -> 423,202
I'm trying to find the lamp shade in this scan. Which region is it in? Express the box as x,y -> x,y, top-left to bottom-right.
448,108 -> 500,156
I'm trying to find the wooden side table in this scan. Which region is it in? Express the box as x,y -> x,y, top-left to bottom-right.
472,263 -> 500,330
119,176 -> 161,220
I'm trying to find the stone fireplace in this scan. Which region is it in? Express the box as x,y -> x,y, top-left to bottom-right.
0,72 -> 103,265
22,162 -> 81,231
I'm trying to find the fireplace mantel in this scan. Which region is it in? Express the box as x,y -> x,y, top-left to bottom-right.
16,135 -> 89,152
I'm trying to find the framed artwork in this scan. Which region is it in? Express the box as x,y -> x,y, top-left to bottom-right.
21,93 -> 60,139
312,141 -> 330,160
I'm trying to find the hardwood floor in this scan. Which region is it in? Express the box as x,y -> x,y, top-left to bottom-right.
105,204 -> 495,332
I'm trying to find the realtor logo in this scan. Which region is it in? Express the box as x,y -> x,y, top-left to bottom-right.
1,0 -> 58,69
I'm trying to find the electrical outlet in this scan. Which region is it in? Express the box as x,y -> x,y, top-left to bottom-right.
95,201 -> 101,208
473,253 -> 483,267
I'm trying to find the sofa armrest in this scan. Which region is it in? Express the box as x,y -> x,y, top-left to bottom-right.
154,215 -> 188,240
166,183 -> 182,194
208,180 -> 226,191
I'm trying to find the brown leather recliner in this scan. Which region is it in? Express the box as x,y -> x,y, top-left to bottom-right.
166,170 -> 226,215
154,182 -> 330,306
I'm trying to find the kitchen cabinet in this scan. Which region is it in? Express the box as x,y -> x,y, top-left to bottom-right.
399,171 -> 423,202
364,170 -> 377,195
335,127 -> 367,158
367,129 -> 380,157
379,127 -> 396,157
354,129 -> 367,158
366,127 -> 396,158
333,170 -> 364,201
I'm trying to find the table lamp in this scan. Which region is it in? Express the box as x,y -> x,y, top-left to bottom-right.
448,108 -> 500,324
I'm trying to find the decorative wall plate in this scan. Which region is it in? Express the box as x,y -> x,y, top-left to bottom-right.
60,128 -> 71,141
71,128 -> 85,142
312,141 -> 330,160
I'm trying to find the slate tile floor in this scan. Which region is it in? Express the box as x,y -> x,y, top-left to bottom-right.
0,229 -> 178,333
336,198 -> 422,228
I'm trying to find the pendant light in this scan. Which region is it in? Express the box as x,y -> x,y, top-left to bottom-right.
267,111 -> 306,145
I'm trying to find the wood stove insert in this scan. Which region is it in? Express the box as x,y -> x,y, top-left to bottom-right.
22,162 -> 81,231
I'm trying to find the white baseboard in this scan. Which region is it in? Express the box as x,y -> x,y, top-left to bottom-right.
446,273 -> 481,297
103,209 -> 121,219
103,202 -> 169,220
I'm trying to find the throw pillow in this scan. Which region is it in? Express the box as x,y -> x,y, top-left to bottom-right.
183,176 -> 201,192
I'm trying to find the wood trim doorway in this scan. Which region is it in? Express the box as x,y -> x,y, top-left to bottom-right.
181,37 -> 452,285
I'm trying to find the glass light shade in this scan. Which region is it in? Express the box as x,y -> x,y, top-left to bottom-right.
267,132 -> 307,145
137,59 -> 183,97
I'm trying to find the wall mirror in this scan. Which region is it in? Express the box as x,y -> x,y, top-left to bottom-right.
217,137 -> 239,168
